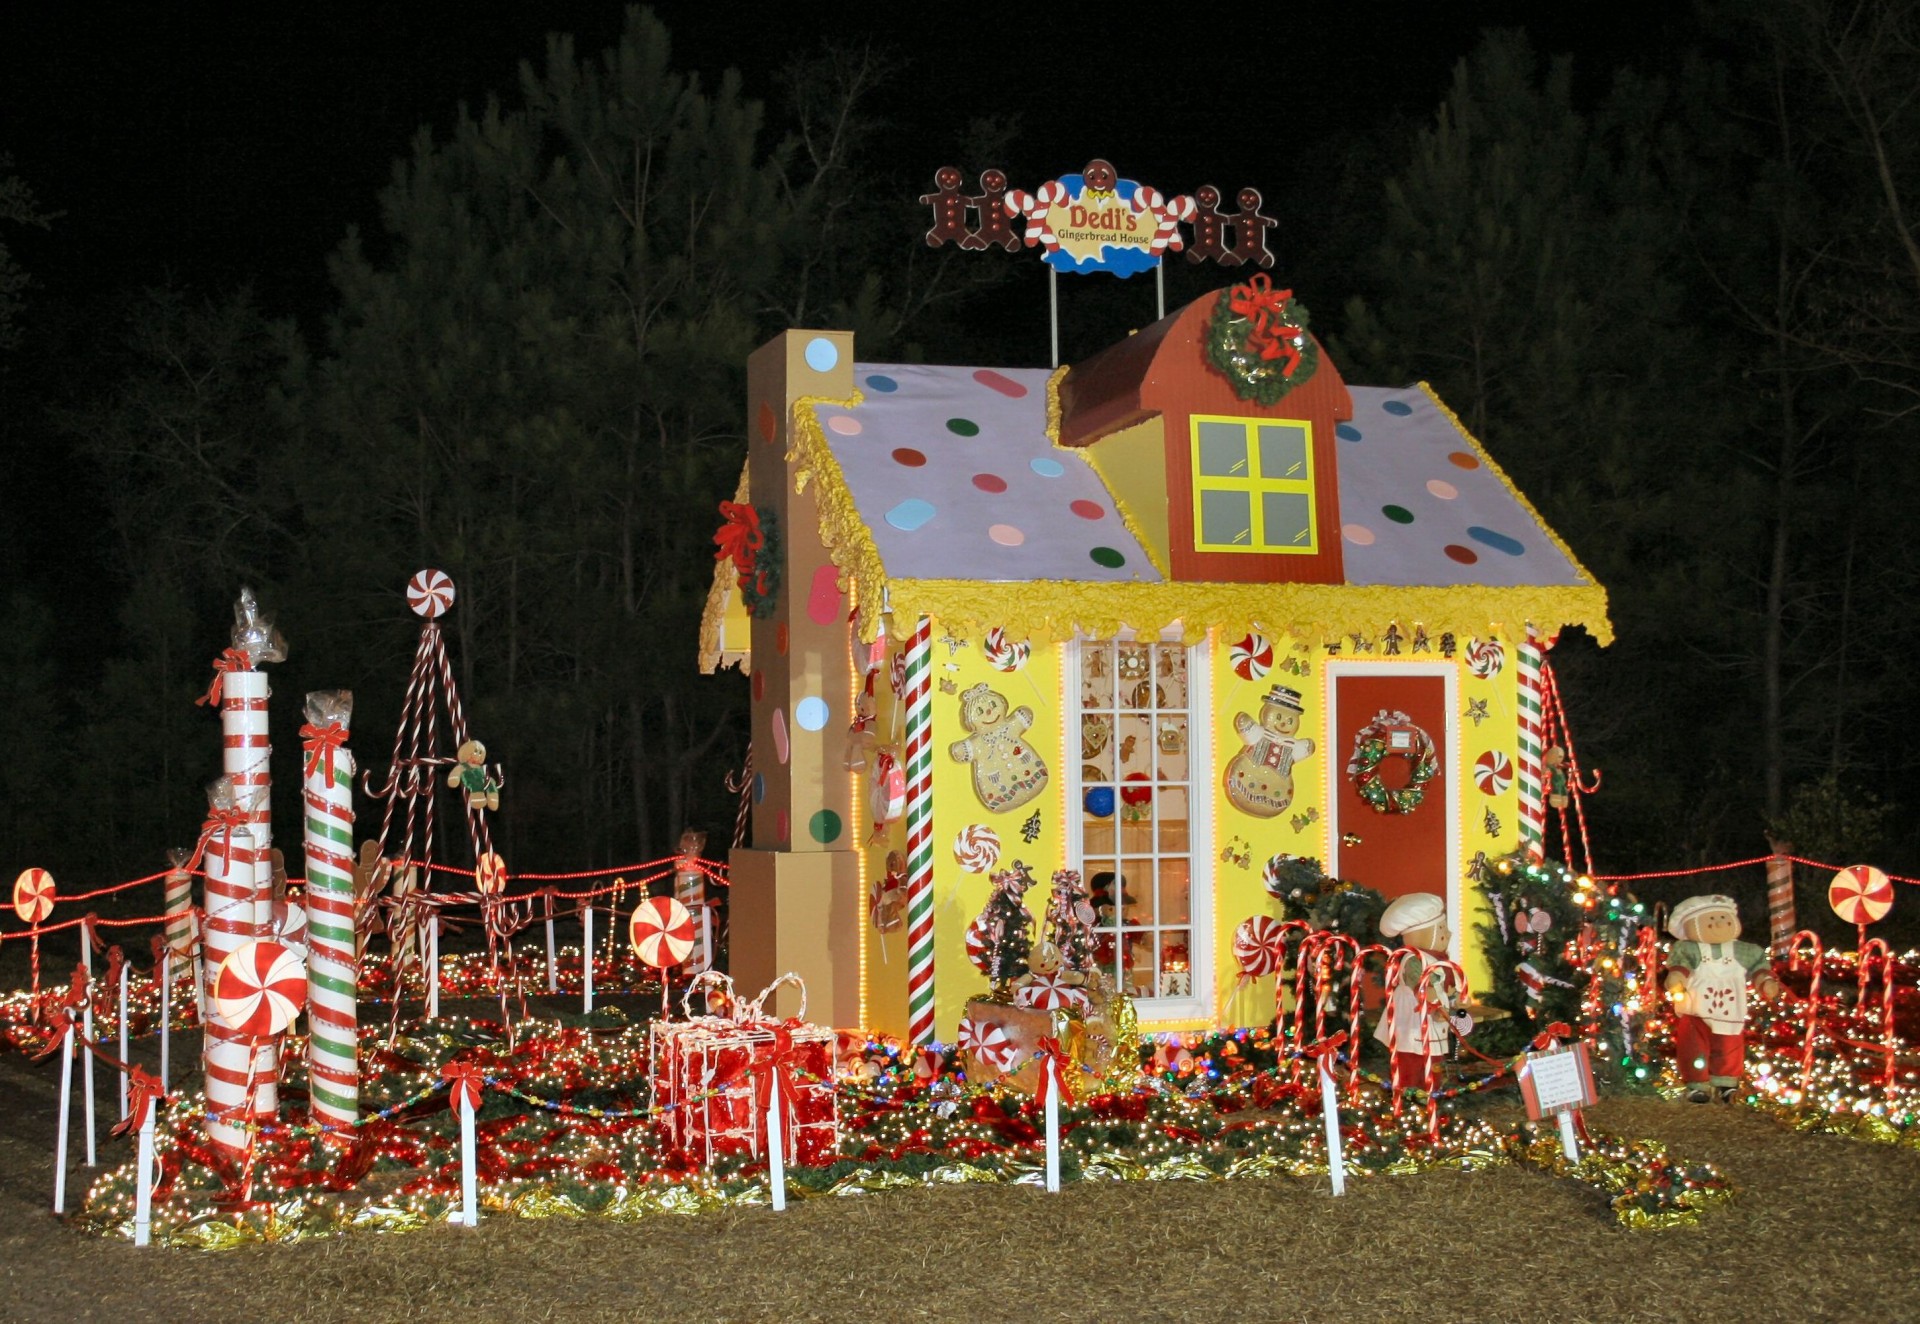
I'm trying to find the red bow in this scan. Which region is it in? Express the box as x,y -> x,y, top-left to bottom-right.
114,1066 -> 169,1136
1227,273 -> 1305,373
1033,1036 -> 1075,1110
1531,1021 -> 1574,1051
442,1060 -> 486,1113
103,944 -> 125,991
300,721 -> 349,784
750,1027 -> 804,1157
196,806 -> 249,867
195,647 -> 254,707
714,501 -> 765,585
1303,1030 -> 1348,1060
150,934 -> 167,968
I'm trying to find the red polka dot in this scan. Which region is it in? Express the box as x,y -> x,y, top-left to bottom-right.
972,369 -> 1029,398
1444,544 -> 1479,565
1070,500 -> 1106,520
1447,451 -> 1481,470
776,622 -> 789,654
972,473 -> 1008,493
752,669 -> 766,701
892,448 -> 927,467
758,401 -> 777,444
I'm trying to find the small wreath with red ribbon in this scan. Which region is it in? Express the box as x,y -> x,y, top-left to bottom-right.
713,500 -> 782,618
1346,710 -> 1438,814
1204,274 -> 1318,407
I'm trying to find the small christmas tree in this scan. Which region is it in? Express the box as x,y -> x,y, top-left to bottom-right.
976,861 -> 1036,998
1043,868 -> 1098,977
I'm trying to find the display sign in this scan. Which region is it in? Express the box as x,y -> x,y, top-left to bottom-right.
1517,1040 -> 1597,1119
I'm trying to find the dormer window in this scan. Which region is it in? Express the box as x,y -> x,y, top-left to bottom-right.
1189,416 -> 1317,554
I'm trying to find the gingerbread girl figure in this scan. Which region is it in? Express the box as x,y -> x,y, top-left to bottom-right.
921,166 -> 972,247
1663,895 -> 1781,1103
1374,893 -> 1462,1095
1184,185 -> 1228,264
963,168 -> 1021,251
1221,187 -> 1277,269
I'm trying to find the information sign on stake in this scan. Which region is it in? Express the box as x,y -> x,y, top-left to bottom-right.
1517,1041 -> 1597,1161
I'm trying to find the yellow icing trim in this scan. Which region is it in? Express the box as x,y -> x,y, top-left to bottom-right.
885,578 -> 1614,649
1044,365 -> 1068,448
697,461 -> 752,674
789,390 -> 888,640
1415,381 -> 1612,642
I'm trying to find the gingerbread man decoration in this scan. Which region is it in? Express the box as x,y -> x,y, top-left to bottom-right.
963,168 -> 1021,252
1184,184 -> 1228,264
920,166 -> 972,248
1221,187 -> 1277,269
1081,158 -> 1118,199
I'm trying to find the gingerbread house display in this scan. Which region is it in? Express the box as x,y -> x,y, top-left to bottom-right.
701,287 -> 1609,1041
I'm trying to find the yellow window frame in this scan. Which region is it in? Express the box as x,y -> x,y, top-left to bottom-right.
1188,415 -> 1317,554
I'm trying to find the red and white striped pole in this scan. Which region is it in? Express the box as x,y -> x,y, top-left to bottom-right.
202,823 -> 268,1152
1515,625 -> 1548,861
302,693 -> 359,1129
903,616 -> 937,1046
221,665 -> 280,1113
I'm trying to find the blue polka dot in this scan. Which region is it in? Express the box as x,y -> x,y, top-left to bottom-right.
804,337 -> 839,372
1030,457 -> 1065,478
794,696 -> 830,731
885,499 -> 937,531
1468,525 -> 1527,556
1336,423 -> 1363,442
866,374 -> 899,393
1382,399 -> 1414,416
753,773 -> 766,804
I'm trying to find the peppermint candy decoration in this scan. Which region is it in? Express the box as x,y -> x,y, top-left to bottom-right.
12,867 -> 55,924
982,627 -> 1030,672
214,939 -> 307,1036
475,851 -> 508,896
630,896 -> 697,969
1015,973 -> 1089,1013
1515,960 -> 1576,1000
889,652 -> 907,697
1232,915 -> 1286,978
1465,637 -> 1505,680
1230,632 -> 1274,682
1474,750 -> 1513,796
952,824 -> 1002,874
869,748 -> 906,833
272,896 -> 308,950
956,1015 -> 1019,1072
964,915 -> 993,973
1829,865 -> 1894,926
408,568 -> 456,619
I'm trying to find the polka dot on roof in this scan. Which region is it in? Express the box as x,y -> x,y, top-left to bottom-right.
1070,499 -> 1105,520
1382,504 -> 1414,524
1343,523 -> 1376,546
892,447 -> 926,467
1447,451 -> 1480,470
1468,525 -> 1526,556
973,369 -> 1027,398
1426,479 -> 1457,500
865,373 -> 899,393
1382,399 -> 1414,416
1445,544 -> 1478,565
1030,457 -> 1065,478
1337,423 -> 1362,442
946,417 -> 981,437
973,473 -> 1008,493
827,414 -> 861,436
886,499 -> 937,531
989,524 -> 1025,546
1089,546 -> 1126,568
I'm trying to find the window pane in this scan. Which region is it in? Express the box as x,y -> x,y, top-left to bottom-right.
1080,713 -> 1113,781
1080,640 -> 1113,708
1155,645 -> 1187,709
1082,813 -> 1114,856
1121,930 -> 1154,998
1157,860 -> 1190,924
1256,423 -> 1308,481
1116,864 -> 1152,925
1201,489 -> 1252,546
1195,420 -> 1249,477
1158,930 -> 1193,997
1115,644 -> 1152,706
1087,862 -> 1121,926
1156,723 -> 1188,783
1261,490 -> 1313,548
1156,787 -> 1189,852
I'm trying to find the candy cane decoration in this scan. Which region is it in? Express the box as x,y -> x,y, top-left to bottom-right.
1787,930 -> 1824,1096
163,852 -> 196,958
1515,625 -> 1547,860
1856,937 -> 1896,1087
903,617 -> 937,1046
1348,944 -> 1392,1097
302,694 -> 359,1129
202,825 -> 270,1153
221,664 -> 281,1107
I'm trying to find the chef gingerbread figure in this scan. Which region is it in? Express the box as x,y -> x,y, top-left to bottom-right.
1663,894 -> 1781,1103
1374,893 -> 1466,1095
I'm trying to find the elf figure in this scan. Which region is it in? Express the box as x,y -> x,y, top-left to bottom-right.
447,739 -> 501,812
1663,895 -> 1781,1103
1374,893 -> 1461,1094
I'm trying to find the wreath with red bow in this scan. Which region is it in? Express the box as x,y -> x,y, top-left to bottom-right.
1204,275 -> 1318,407
714,500 -> 781,619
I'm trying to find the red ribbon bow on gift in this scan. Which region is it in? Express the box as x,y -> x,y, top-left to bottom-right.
1530,1021 -> 1574,1052
750,1026 -> 805,1153
1033,1036 -> 1075,1110
300,721 -> 349,784
442,1060 -> 486,1113
195,647 -> 254,708
113,1066 -> 169,1136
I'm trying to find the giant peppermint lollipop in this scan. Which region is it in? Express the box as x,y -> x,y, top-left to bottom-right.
214,939 -> 307,1036
408,568 -> 456,619
1232,916 -> 1286,982
1230,632 -> 1274,682
630,896 -> 696,969
12,867 -> 55,924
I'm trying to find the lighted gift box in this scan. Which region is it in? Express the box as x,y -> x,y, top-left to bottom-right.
649,1012 -> 840,1168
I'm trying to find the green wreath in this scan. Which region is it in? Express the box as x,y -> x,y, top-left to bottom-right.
740,505 -> 782,619
1347,711 -> 1438,814
1204,276 -> 1319,407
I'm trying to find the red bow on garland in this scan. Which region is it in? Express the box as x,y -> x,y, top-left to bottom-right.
1033,1036 -> 1075,1110
300,721 -> 349,784
1227,273 -> 1305,375
113,1066 -> 170,1136
713,501 -> 765,589
750,1027 -> 806,1158
195,647 -> 254,708
1530,1022 -> 1575,1052
442,1060 -> 486,1114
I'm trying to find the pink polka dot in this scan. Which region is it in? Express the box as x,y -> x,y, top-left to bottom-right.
972,473 -> 1008,493
1070,499 -> 1106,520
807,563 -> 842,626
1444,544 -> 1479,564
1426,479 -> 1458,500
988,524 -> 1026,546
1342,524 -> 1377,546
972,369 -> 1029,398
892,448 -> 926,467
827,414 -> 862,436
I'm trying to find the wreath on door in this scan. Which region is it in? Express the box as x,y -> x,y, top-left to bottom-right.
1346,709 -> 1439,814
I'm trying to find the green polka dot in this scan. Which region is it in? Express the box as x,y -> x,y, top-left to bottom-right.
1382,504 -> 1415,524
809,809 -> 843,844
945,418 -> 980,437
1090,546 -> 1126,568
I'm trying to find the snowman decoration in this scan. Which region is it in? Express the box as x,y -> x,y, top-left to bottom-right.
1223,684 -> 1316,818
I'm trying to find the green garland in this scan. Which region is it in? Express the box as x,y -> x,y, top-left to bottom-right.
1203,280 -> 1319,407
741,504 -> 781,619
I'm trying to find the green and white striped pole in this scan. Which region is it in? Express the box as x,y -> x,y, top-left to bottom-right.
301,691 -> 359,1128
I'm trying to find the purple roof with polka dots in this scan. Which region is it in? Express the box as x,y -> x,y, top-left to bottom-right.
815,364 -> 1157,582
1335,388 -> 1589,587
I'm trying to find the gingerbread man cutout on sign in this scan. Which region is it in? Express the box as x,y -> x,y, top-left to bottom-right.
1185,185 -> 1229,264
963,168 -> 1021,251
1221,187 -> 1277,269
921,166 -> 972,247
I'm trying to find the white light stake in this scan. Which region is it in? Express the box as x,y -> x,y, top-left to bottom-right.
159,952 -> 171,1090
544,895 -> 558,994
53,1027 -> 73,1213
1044,1061 -> 1062,1194
1319,1053 -> 1347,1197
765,1090 -> 787,1212
1556,1107 -> 1580,1162
459,1090 -> 478,1228
427,914 -> 441,1020
117,961 -> 130,1121
133,1111 -> 155,1247
80,933 -> 96,1167
582,905 -> 596,1014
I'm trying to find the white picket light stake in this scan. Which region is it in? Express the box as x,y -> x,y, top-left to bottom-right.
1319,1053 -> 1347,1197
1044,1063 -> 1061,1194
53,1026 -> 73,1213
133,1111 -> 155,1247
582,905 -> 596,1014
459,1090 -> 478,1228
159,952 -> 172,1090
80,929 -> 96,1166
1556,1108 -> 1580,1162
117,961 -> 131,1121
544,894 -> 558,994
765,1092 -> 787,1212
426,915 -> 441,1021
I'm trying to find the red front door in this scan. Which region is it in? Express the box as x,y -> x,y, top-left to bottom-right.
1330,668 -> 1452,906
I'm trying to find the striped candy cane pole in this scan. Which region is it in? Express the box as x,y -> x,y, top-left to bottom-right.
202,824 -> 268,1152
221,668 -> 280,1104
164,852 -> 195,957
1515,624 -> 1547,861
302,700 -> 358,1128
903,616 -> 937,1046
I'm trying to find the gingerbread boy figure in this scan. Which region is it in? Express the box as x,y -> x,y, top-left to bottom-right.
1374,893 -> 1462,1095
1663,894 -> 1781,1103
